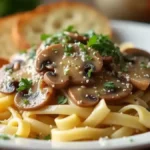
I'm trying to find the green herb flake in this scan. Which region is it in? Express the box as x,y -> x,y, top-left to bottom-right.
4,67 -> 12,72
64,44 -> 73,56
40,34 -> 51,41
58,96 -> 68,104
4,67 -> 10,71
87,35 -> 97,47
78,43 -> 92,61
23,99 -> 30,105
87,34 -> 123,64
78,43 -> 86,52
17,78 -> 32,92
62,36 -> 71,44
87,68 -> 93,78
44,134 -> 51,140
0,134 -> 10,140
28,48 -> 36,59
44,36 -> 60,46
64,25 -> 77,33
85,55 -> 92,61
140,61 -> 147,68
104,81 -> 116,90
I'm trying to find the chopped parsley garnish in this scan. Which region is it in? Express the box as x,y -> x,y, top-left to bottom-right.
4,64 -> 13,72
87,34 -> 123,64
58,96 -> 68,104
64,44 -> 73,56
140,61 -> 147,68
40,33 -> 51,41
5,67 -> 10,71
64,25 -> 77,33
4,67 -> 12,72
87,35 -> 97,47
0,134 -> 10,140
87,68 -> 93,78
78,42 -> 92,61
78,42 -> 86,52
23,99 -> 30,105
17,78 -> 32,92
44,36 -> 59,46
62,35 -> 71,44
104,81 -> 116,90
85,55 -> 92,61
44,134 -> 51,140
44,33 -> 71,46
28,49 -> 36,59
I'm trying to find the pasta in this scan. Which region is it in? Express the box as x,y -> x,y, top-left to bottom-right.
0,27 -> 150,142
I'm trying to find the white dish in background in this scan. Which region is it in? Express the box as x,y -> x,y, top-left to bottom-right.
112,20 -> 150,52
0,20 -> 150,150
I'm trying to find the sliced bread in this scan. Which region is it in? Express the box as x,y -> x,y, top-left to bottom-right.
0,14 -> 22,58
12,2 -> 112,49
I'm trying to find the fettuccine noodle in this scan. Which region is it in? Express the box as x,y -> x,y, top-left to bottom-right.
0,96 -> 150,141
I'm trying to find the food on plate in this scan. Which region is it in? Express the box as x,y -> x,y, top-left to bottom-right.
12,2 -> 111,49
1,27 -> 150,142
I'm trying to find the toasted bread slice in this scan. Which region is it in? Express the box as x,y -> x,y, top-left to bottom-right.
12,2 -> 112,49
0,14 -> 25,58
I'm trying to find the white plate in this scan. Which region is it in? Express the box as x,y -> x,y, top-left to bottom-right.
1,20 -> 150,150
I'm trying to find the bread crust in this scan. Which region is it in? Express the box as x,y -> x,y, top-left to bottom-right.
0,13 -> 21,23
12,1 -> 112,49
12,12 -> 32,49
0,13 -> 24,58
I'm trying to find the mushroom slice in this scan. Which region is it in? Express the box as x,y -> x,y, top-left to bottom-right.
121,48 -> 150,90
0,63 -> 18,94
0,60 -> 27,94
64,31 -> 88,44
36,43 -> 103,89
68,70 -> 132,107
121,48 -> 150,57
14,79 -> 54,110
130,78 -> 149,91
102,56 -> 113,64
0,81 -> 18,94
0,58 -> 16,94
0,49 -> 39,94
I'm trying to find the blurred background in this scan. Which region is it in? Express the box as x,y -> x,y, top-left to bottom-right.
0,0 -> 150,22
